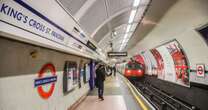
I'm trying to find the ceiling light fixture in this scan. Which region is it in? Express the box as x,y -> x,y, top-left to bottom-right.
126,25 -> 131,33
128,9 -> 137,24
119,0 -> 141,52
123,33 -> 128,39
112,31 -> 117,36
133,0 -> 141,7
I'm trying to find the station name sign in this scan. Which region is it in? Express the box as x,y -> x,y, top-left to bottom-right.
107,52 -> 128,57
0,0 -> 98,56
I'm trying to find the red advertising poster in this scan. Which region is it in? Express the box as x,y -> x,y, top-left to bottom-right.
141,51 -> 158,75
151,49 -> 164,79
166,41 -> 189,86
140,52 -> 151,75
150,40 -> 189,87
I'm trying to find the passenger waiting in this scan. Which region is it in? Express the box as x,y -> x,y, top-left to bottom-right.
95,64 -> 106,101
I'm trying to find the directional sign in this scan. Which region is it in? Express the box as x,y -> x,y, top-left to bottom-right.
108,52 -> 127,57
86,41 -> 97,51
196,64 -> 205,77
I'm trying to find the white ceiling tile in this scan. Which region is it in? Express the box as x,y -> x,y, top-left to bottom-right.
79,0 -> 108,34
94,23 -> 109,42
59,0 -> 87,15
115,24 -> 127,34
107,0 -> 133,16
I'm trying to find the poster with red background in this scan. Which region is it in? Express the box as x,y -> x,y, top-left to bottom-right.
150,40 -> 189,87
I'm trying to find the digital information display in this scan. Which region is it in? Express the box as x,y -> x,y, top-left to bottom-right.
107,52 -> 128,57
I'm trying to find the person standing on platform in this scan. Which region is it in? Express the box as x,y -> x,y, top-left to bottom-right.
113,66 -> 116,76
95,64 -> 106,101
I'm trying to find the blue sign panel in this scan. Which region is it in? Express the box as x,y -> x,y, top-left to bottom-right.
34,76 -> 57,87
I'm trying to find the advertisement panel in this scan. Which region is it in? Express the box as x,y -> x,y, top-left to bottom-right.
63,61 -> 78,93
141,52 -> 152,75
80,68 -> 85,83
151,40 -> 189,87
141,51 -> 158,75
151,49 -> 164,79
147,51 -> 158,76
85,63 -> 90,82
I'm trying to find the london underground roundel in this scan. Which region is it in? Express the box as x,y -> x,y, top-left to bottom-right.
34,63 -> 57,99
196,64 -> 205,77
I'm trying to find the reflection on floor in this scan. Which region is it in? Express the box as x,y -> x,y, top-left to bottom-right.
75,75 -> 141,110
75,95 -> 127,110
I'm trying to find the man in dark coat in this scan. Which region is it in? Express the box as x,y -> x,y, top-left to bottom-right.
113,66 -> 116,76
95,64 -> 106,101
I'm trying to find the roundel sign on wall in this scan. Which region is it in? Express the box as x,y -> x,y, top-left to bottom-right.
196,64 -> 205,77
34,63 -> 57,99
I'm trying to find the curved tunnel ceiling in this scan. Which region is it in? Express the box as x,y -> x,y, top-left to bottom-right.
126,0 -> 178,51
58,0 -> 177,54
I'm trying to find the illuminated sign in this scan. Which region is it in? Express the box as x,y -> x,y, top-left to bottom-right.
108,52 -> 127,57
86,41 -> 97,51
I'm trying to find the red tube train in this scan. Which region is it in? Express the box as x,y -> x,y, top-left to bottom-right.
124,61 -> 145,78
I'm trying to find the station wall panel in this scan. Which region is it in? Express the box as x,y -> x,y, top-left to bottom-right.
0,37 -> 90,110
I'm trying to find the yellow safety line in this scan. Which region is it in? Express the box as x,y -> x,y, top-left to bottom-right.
121,76 -> 148,110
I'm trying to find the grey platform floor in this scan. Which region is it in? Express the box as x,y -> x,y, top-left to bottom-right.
76,74 -> 142,110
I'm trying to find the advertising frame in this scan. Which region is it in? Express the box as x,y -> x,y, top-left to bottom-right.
63,61 -> 78,94
150,39 -> 190,87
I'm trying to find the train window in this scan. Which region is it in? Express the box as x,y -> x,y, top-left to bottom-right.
126,62 -> 143,69
126,63 -> 132,69
198,24 -> 208,45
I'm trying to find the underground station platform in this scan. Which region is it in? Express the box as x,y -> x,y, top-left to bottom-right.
0,0 -> 208,110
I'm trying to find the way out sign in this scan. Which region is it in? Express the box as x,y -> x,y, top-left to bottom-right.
196,64 -> 205,77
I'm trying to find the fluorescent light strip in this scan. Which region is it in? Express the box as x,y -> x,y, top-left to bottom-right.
119,46 -> 123,51
123,34 -> 128,39
126,24 -> 131,33
120,46 -> 124,51
120,0 -> 141,51
120,30 -> 130,51
120,42 -> 126,50
133,0 -> 141,7
128,9 -> 137,24
124,37 -> 130,42
120,37 -> 130,51
122,36 -> 127,45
